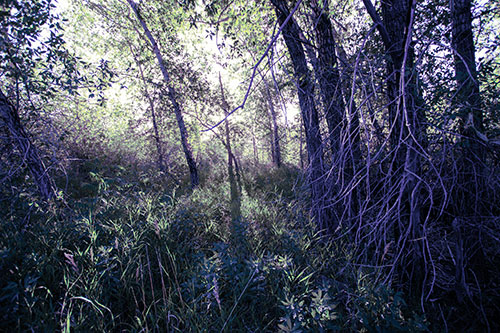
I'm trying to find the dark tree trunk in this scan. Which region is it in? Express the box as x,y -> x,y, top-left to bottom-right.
331,23 -> 364,219
311,0 -> 364,221
271,0 -> 337,232
362,0 -> 411,152
311,0 -> 345,160
299,122 -> 304,170
382,0 -> 423,293
0,90 -> 55,200
450,0 -> 484,136
381,0 -> 410,153
363,0 -> 423,294
450,0 -> 486,215
128,0 -> 199,188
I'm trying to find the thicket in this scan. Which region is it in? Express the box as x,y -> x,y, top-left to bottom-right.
1,159 -> 428,332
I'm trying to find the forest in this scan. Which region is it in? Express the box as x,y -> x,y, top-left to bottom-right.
1,0 -> 499,331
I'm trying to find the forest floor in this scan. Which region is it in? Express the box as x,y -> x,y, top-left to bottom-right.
1,159 -> 431,331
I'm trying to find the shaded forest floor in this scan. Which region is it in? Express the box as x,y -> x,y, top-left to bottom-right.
0,158 -> 468,332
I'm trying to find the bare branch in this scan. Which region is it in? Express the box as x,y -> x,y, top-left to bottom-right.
202,0 -> 304,132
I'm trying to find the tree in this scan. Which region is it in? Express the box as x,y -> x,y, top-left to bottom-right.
253,66 -> 282,168
450,0 -> 486,214
0,90 -> 55,199
270,0 -> 337,233
0,0 -> 79,200
127,0 -> 199,188
126,40 -> 166,173
263,76 -> 282,168
450,0 -> 484,140
310,0 -> 346,162
219,73 -> 241,221
362,0 -> 425,293
309,0 -> 364,220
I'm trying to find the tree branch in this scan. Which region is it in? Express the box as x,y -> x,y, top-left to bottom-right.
202,0 -> 304,132
361,0 -> 392,49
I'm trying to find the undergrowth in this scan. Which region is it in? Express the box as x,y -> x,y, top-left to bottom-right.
0,162 -> 428,332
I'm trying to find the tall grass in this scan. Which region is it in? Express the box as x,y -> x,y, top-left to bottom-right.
0,162 -> 428,331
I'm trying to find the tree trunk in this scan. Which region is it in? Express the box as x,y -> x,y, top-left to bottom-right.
251,124 -> 259,165
450,0 -> 485,214
311,0 -> 365,222
363,0 -> 406,152
331,24 -> 364,219
263,78 -> 282,168
0,90 -> 55,200
251,54 -> 282,168
383,0 -> 423,294
299,122 -> 304,170
219,73 -> 241,221
450,0 -> 484,137
381,0 -> 409,153
127,0 -> 199,188
363,0 -> 423,293
311,0 -> 345,160
271,0 -> 337,233
336,42 -> 362,171
126,41 -> 165,173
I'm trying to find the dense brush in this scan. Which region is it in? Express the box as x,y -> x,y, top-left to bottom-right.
0,164 -> 427,332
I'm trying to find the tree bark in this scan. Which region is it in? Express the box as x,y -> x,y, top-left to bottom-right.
383,0 -> 423,291
450,0 -> 486,218
450,0 -> 484,136
311,0 -> 365,221
299,122 -> 304,170
0,90 -> 55,200
329,23 -> 364,219
271,0 -> 337,232
363,0 -> 409,152
311,0 -> 345,160
127,0 -> 199,188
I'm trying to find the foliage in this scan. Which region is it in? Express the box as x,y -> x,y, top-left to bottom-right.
0,161 -> 428,331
